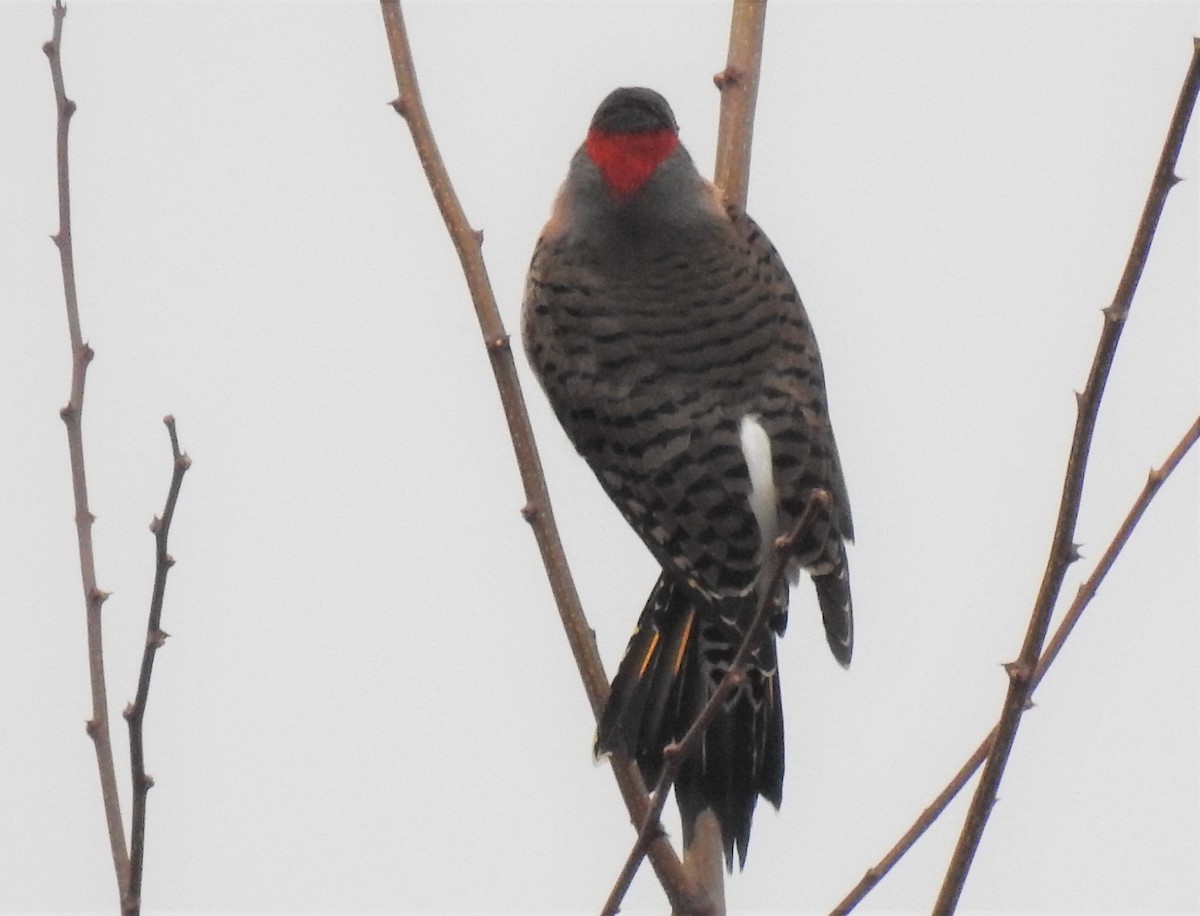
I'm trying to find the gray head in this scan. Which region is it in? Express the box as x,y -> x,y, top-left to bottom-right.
589,87 -> 678,135
547,87 -> 720,248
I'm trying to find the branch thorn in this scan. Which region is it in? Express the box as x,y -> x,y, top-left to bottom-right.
713,65 -> 742,90
1001,660 -> 1032,685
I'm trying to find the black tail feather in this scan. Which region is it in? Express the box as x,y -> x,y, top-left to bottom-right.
813,548 -> 853,667
596,574 -> 784,870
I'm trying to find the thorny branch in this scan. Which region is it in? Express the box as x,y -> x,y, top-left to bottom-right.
123,417 -> 191,913
602,493 -> 830,916
376,2 -> 709,912
934,40 -> 1200,912
834,415 -> 1199,913
45,5 -> 191,912
42,1 -> 132,906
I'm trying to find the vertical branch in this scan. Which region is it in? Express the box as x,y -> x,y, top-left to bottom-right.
376,3 -> 707,911
714,0 -> 768,208
934,40 -> 1200,912
123,417 -> 191,915
669,0 -> 770,899
42,1 -> 132,905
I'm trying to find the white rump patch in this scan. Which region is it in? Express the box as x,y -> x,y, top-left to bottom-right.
738,414 -> 779,551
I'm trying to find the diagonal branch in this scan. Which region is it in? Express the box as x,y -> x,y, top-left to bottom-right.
834,414 -> 1199,912
122,416 -> 191,915
602,491 -> 831,916
43,1 -> 131,905
376,2 -> 707,911
934,41 -> 1200,911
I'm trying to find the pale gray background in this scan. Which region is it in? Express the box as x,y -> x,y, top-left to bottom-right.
2,2 -> 1197,912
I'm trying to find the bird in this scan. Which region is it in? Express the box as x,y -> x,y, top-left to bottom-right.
522,86 -> 854,870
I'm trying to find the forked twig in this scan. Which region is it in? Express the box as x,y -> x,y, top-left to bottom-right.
935,41 -> 1200,910
42,1 -> 132,905
376,2 -> 707,911
123,417 -> 191,913
834,415 -> 1199,912
602,492 -> 831,916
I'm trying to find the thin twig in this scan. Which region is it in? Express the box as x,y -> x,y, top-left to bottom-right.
602,492 -> 830,916
122,417 -> 191,915
834,415 -> 1199,912
375,2 -> 707,911
43,1 -> 132,905
1033,415 -> 1199,685
713,0 -> 768,209
933,44 -> 1200,911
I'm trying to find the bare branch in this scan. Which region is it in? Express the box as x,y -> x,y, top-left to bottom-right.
376,2 -> 706,910
714,0 -> 768,208
1033,415 -> 1199,691
935,42 -> 1200,910
378,0 -> 602,719
630,2 -> 775,897
683,813 -> 727,916
43,1 -> 131,904
602,492 -> 830,916
836,414 -> 1199,911
122,416 -> 191,915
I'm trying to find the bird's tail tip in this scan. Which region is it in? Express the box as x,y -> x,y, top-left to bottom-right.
813,549 -> 853,667
597,575 -> 785,870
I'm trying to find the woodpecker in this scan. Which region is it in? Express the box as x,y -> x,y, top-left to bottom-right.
522,87 -> 854,869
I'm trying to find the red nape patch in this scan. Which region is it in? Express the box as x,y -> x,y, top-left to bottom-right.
585,128 -> 679,198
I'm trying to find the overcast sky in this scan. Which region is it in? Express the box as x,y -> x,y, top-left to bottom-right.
2,2 -> 1197,913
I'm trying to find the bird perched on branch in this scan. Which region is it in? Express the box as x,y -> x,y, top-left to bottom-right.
522,87 -> 854,869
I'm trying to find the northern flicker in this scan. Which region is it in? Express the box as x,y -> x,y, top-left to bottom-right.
522,87 -> 854,869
